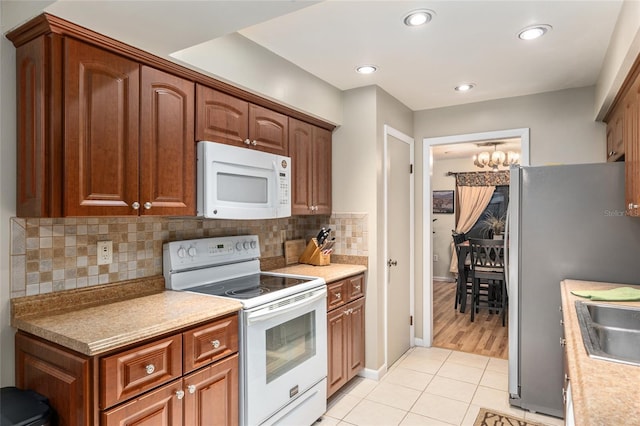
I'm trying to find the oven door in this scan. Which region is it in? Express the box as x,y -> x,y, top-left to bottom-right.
243,286 -> 327,426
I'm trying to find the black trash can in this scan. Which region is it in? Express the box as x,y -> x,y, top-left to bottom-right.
0,387 -> 51,426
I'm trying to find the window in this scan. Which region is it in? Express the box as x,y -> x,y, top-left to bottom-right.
465,185 -> 509,239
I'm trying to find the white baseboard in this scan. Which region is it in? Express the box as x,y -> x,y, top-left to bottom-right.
358,364 -> 387,381
414,338 -> 426,347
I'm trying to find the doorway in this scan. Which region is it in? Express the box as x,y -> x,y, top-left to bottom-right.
422,128 -> 530,352
384,125 -> 414,368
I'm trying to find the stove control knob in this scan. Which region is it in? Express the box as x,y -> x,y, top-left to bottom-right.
235,242 -> 243,251
188,247 -> 197,257
177,247 -> 187,258
250,241 -> 257,249
243,241 -> 250,250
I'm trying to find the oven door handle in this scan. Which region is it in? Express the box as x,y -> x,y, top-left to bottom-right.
247,288 -> 327,324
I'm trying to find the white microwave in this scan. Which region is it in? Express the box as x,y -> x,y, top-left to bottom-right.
197,141 -> 292,220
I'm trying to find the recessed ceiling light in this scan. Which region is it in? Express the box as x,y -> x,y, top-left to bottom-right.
356,65 -> 378,74
455,83 -> 475,92
403,9 -> 434,27
518,24 -> 552,40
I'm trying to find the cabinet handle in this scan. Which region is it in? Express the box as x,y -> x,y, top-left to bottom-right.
251,140 -> 258,146
176,390 -> 185,400
334,292 -> 341,300
211,339 -> 221,349
144,202 -> 152,210
145,364 -> 155,375
131,202 -> 140,210
629,203 -> 639,210
187,385 -> 196,394
244,139 -> 251,145
560,338 -> 566,347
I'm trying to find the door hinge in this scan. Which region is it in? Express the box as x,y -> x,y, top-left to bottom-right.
410,315 -> 413,326
409,164 -> 413,174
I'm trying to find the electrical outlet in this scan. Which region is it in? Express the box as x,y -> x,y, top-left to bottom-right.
97,241 -> 113,265
433,254 -> 439,262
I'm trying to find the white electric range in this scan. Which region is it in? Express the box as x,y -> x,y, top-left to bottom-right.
163,235 -> 327,426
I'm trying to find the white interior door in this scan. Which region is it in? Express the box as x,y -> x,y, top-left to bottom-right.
385,126 -> 414,367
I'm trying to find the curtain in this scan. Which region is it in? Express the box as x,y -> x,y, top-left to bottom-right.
449,185 -> 496,273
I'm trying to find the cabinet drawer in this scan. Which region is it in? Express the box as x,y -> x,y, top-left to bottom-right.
100,334 -> 182,409
327,281 -> 346,310
346,274 -> 365,301
183,315 -> 238,373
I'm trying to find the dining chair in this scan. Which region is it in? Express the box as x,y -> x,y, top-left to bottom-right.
468,238 -> 508,326
452,231 -> 472,312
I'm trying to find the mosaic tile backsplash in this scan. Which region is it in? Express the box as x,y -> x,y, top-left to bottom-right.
9,213 -> 368,298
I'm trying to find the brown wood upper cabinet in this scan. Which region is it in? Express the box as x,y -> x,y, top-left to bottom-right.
15,36 -> 195,217
605,57 -> 640,217
196,85 -> 289,156
289,118 -> 332,215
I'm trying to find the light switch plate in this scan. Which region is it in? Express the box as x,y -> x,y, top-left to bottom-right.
98,240 -> 113,265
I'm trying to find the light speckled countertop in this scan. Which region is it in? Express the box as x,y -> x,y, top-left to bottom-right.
560,279 -> 640,425
13,290 -> 242,356
271,263 -> 367,283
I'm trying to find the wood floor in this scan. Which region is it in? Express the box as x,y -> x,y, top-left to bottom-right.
432,280 -> 509,359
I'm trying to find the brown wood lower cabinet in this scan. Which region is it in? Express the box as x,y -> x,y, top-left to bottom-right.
15,313 -> 238,425
326,274 -> 366,398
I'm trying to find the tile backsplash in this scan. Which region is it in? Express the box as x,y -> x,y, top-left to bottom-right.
9,213 -> 368,298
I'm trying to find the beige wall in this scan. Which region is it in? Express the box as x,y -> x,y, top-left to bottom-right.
413,86 -> 607,341
595,0 -> 640,120
333,86 -> 413,373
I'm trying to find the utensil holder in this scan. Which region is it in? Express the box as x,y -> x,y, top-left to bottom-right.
299,238 -> 331,266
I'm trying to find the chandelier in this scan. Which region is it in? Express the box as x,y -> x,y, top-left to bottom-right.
473,142 -> 520,170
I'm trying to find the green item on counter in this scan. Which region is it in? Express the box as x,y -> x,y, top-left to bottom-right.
571,287 -> 640,301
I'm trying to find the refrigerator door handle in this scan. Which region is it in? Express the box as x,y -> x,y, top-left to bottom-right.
508,166 -> 521,400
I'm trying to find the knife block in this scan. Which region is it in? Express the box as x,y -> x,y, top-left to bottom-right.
298,238 -> 331,266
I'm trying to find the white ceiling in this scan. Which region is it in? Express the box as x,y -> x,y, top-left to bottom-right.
19,0 -> 623,159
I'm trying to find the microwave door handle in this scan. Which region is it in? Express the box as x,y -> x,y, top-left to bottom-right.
247,289 -> 326,324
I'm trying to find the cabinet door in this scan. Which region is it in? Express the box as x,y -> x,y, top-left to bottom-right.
327,308 -> 348,397
102,379 -> 183,426
625,81 -> 640,216
249,104 -> 289,155
289,118 -> 314,214
64,38 -> 140,216
140,66 -> 195,216
347,298 -> 366,380
183,354 -> 239,426
196,85 -> 249,146
312,126 -> 332,215
15,332 -> 91,425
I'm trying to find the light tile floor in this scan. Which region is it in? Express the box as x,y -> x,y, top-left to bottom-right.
321,347 -> 565,426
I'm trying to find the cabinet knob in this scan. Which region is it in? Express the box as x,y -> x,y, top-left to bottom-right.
629,203 -> 639,210
609,151 -> 616,157
560,338 -> 566,347
244,139 -> 251,145
251,140 -> 258,146
176,390 -> 185,400
211,339 -> 220,349
334,292 -> 341,300
354,285 -> 361,292
187,385 -> 196,394
145,364 -> 155,375
132,201 -> 140,210
144,202 -> 152,210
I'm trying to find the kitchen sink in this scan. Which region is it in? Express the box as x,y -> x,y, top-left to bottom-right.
575,301 -> 640,366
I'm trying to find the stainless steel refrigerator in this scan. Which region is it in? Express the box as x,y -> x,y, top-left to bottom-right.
506,162 -> 640,417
